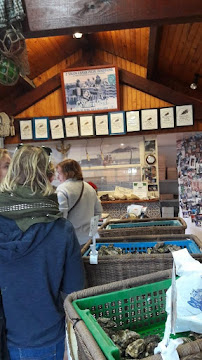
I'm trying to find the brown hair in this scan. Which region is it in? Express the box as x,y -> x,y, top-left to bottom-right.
57,159 -> 83,180
47,161 -> 55,181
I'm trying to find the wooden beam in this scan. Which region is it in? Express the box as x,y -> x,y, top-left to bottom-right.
119,69 -> 202,119
0,59 -> 86,116
0,74 -> 61,116
147,26 -> 162,80
23,0 -> 202,38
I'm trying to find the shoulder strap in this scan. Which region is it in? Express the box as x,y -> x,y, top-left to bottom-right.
68,182 -> 84,214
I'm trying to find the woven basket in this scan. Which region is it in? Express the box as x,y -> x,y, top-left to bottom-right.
98,217 -> 187,237
81,234 -> 202,287
65,270 -> 202,360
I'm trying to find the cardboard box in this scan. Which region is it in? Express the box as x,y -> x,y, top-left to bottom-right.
167,167 -> 178,180
160,193 -> 174,200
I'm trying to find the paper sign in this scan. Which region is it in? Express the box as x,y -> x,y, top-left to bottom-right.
133,182 -> 148,199
89,215 -> 100,237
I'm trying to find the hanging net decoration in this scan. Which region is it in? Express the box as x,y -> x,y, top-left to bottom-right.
0,23 -> 25,57
0,0 -> 29,84
0,54 -> 20,85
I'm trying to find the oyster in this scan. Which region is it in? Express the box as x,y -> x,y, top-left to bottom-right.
112,329 -> 140,349
182,354 -> 202,360
98,244 -> 123,256
97,317 -> 116,329
125,338 -> 145,358
146,242 -> 181,254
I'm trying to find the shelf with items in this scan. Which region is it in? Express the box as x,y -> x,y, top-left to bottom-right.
101,198 -> 159,204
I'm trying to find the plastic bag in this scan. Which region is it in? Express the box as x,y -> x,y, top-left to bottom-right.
155,248 -> 202,360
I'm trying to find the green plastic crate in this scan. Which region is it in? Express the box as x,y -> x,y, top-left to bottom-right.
73,279 -> 173,360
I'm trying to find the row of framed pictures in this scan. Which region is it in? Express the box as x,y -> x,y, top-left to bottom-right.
19,104 -> 194,140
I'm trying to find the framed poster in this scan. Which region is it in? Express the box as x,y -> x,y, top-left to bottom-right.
33,117 -> 49,140
109,111 -> 126,135
141,109 -> 158,130
19,119 -> 33,140
160,107 -> 175,129
64,116 -> 79,137
176,105 -> 194,127
126,111 -> 140,132
95,114 -> 109,135
61,65 -> 120,115
79,115 -> 94,136
49,118 -> 64,139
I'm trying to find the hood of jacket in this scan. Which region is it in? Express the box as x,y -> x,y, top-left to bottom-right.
0,215 -> 57,263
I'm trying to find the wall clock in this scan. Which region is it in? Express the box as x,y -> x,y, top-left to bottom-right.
146,154 -> 156,165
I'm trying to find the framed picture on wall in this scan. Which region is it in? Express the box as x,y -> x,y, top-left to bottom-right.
19,119 -> 33,140
79,115 -> 94,136
126,111 -> 140,132
95,114 -> 109,135
49,118 -> 64,139
109,111 -> 126,135
176,105 -> 194,127
141,108 -> 158,130
160,107 -> 175,129
64,116 -> 79,137
33,117 -> 49,140
61,65 -> 120,115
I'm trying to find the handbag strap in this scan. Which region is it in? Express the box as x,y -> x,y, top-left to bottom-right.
68,182 -> 84,214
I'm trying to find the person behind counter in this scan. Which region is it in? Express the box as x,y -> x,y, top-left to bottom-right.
56,159 -> 102,246
0,148 -> 11,183
0,145 -> 84,360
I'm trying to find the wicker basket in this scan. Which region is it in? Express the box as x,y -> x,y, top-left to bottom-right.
81,234 -> 202,287
65,270 -> 202,360
98,217 -> 187,237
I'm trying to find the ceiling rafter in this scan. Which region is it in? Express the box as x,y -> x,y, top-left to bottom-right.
22,0 -> 202,38
147,26 -> 163,80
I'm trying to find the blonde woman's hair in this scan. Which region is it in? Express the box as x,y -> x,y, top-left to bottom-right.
0,148 -> 9,161
0,145 -> 54,195
57,159 -> 83,180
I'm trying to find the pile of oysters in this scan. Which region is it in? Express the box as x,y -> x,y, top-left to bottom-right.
97,317 -> 202,359
97,242 -> 182,256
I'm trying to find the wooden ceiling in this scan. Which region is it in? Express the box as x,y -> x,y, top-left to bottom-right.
0,0 -> 201,117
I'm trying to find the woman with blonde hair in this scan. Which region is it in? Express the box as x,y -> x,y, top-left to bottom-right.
0,148 -> 11,183
0,145 -> 84,360
56,158 -> 102,246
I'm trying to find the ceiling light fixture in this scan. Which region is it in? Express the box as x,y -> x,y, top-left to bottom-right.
73,32 -> 83,39
190,73 -> 201,90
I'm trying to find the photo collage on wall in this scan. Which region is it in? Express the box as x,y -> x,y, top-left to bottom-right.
177,133 -> 202,227
19,104 -> 194,141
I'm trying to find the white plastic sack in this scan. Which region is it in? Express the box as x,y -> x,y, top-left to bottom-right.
167,249 -> 202,334
127,204 -> 144,217
155,248 -> 202,360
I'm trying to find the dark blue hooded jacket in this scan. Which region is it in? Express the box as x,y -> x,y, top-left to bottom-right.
0,216 -> 84,348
